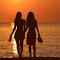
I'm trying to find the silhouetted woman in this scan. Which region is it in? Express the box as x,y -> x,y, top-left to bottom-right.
9,12 -> 25,58
25,12 -> 40,57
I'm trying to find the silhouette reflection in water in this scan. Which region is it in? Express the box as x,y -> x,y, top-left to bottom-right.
9,12 -> 25,58
25,12 -> 41,57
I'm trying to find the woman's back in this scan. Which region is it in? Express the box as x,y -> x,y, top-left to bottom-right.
27,19 -> 37,32
15,19 -> 25,33
14,18 -> 25,40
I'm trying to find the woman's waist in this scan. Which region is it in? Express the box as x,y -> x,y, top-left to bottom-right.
28,30 -> 36,33
15,30 -> 24,33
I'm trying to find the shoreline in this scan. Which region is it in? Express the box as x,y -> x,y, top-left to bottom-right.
0,57 -> 60,60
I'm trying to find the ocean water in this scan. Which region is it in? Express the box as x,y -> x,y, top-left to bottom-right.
0,23 -> 60,58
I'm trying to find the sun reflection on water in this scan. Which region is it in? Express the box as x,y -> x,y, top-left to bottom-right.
12,39 -> 17,54
11,23 -> 18,55
11,23 -> 14,28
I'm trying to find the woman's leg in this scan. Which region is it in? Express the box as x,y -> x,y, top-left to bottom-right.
29,45 -> 31,57
33,44 -> 36,57
20,40 -> 24,57
15,40 -> 20,57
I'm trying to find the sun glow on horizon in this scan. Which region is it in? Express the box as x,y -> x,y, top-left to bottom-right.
0,0 -> 60,23
11,0 -> 21,3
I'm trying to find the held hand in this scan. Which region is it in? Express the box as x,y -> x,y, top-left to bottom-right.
8,35 -> 12,42
38,33 -> 40,37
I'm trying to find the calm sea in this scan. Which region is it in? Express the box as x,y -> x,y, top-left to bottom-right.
0,23 -> 60,58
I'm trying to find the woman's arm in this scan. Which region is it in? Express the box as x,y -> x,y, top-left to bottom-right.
9,23 -> 16,42
23,20 -> 26,32
10,23 -> 16,36
36,21 -> 40,36
24,21 -> 28,33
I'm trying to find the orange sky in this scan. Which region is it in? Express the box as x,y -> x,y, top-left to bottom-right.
0,0 -> 60,23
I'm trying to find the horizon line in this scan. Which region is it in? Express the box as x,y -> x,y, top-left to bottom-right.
0,22 -> 60,23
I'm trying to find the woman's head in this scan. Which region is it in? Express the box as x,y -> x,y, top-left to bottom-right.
16,12 -> 22,19
27,12 -> 34,20
26,12 -> 35,25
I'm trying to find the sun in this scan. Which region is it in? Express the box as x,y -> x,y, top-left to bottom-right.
11,0 -> 20,3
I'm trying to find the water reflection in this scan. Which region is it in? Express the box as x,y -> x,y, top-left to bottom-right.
12,39 -> 17,54
11,23 -> 14,28
11,23 -> 18,55
9,23 -> 60,57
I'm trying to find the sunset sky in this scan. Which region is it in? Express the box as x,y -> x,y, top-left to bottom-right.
0,0 -> 60,23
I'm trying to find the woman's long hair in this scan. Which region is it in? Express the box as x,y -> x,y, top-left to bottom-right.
27,12 -> 34,21
15,12 -> 22,22
26,12 -> 35,26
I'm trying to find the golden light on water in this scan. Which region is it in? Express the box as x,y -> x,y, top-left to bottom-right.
12,39 -> 17,54
11,23 -> 14,28
11,23 -> 18,54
